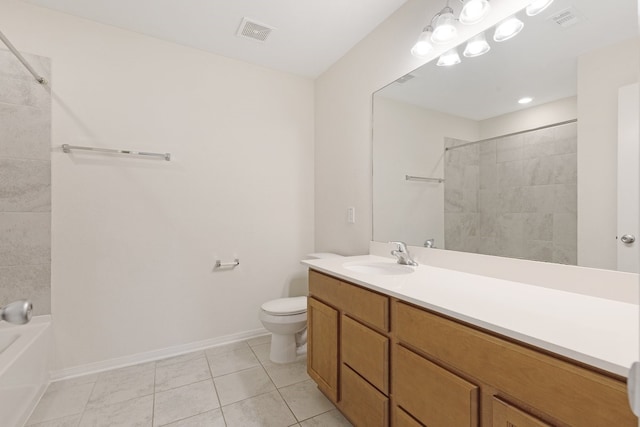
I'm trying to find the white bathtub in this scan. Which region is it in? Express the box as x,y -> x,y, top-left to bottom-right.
0,316 -> 52,427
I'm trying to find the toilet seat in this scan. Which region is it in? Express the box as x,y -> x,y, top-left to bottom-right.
261,296 -> 307,316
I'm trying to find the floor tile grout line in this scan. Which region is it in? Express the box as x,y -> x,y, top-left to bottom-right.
154,409 -> 222,427
29,338 -> 335,427
204,349 -> 227,426
153,377 -> 221,425
275,378 -> 339,424
219,388 -> 282,410
274,384 -> 300,423
297,407 -> 341,424
31,341 -> 285,427
79,361 -> 158,421
84,390 -> 156,411
209,362 -> 265,381
154,352 -> 207,370
154,357 -> 212,394
76,374 -> 99,427
151,361 -> 157,427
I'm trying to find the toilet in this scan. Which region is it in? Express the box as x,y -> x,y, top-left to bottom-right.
259,253 -> 343,364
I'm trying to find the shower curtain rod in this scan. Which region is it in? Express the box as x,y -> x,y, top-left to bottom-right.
444,119 -> 577,152
0,29 -> 47,85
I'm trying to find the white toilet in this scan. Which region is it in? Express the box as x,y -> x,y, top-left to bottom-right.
259,253 -> 343,364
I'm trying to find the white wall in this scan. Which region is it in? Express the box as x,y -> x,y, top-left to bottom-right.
314,0 -> 531,255
0,0 -> 314,371
373,96 -> 478,247
577,37 -> 640,270
479,97 -> 577,140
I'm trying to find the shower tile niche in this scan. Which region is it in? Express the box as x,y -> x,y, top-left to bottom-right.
444,122 -> 577,265
0,49 -> 51,315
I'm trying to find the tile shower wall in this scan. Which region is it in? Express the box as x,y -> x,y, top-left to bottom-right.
444,122 -> 577,265
0,49 -> 51,314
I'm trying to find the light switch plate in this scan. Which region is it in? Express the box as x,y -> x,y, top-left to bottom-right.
347,207 -> 356,223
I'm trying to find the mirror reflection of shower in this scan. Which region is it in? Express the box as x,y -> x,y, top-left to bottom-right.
443,120 -> 577,264
0,300 -> 33,325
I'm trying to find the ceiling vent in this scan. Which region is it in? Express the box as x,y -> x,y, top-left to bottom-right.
549,7 -> 582,29
237,18 -> 275,43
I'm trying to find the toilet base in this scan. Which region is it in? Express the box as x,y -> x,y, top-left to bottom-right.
270,333 -> 298,364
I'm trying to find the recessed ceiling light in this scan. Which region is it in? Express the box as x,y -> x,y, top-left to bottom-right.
494,16 -> 524,42
518,97 -> 533,104
459,0 -> 491,25
437,48 -> 462,67
463,32 -> 490,57
527,0 -> 555,16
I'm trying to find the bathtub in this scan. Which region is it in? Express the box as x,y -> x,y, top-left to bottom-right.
0,316 -> 52,427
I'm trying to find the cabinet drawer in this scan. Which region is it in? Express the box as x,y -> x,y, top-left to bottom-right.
492,397 -> 551,427
394,344 -> 479,427
340,280 -> 388,331
394,301 -> 635,427
341,315 -> 389,394
309,269 -> 342,307
340,364 -> 389,427
309,269 -> 389,331
307,297 -> 339,402
393,406 -> 424,427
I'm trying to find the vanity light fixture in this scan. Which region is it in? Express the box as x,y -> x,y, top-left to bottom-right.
518,96 -> 533,104
463,32 -> 490,57
459,0 -> 491,25
437,47 -> 461,66
493,15 -> 524,42
526,0 -> 555,16
411,26 -> 435,58
431,6 -> 458,44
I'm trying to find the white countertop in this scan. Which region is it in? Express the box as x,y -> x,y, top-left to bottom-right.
302,255 -> 639,378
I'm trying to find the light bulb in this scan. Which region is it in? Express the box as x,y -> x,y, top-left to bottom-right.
526,0 -> 555,16
460,0 -> 491,25
431,8 -> 458,44
493,16 -> 524,42
518,97 -> 533,104
463,32 -> 490,57
411,27 -> 434,58
436,48 -> 461,66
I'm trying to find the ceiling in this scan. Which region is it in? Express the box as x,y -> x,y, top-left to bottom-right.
377,0 -> 638,121
22,0 -> 409,78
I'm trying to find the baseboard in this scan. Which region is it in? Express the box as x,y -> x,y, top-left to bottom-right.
50,327 -> 270,381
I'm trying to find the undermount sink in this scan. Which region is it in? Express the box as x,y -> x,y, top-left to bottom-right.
342,261 -> 415,276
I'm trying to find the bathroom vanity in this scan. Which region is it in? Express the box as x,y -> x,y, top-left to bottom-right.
303,255 -> 637,427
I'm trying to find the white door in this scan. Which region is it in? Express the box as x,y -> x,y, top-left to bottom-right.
617,83 -> 639,273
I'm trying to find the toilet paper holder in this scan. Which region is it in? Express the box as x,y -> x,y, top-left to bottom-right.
215,258 -> 240,269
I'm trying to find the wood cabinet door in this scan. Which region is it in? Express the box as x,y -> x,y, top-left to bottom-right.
394,344 -> 479,427
307,297 -> 339,402
340,364 -> 389,427
341,315 -> 389,394
394,301 -> 635,426
492,397 -> 552,427
393,406 -> 424,427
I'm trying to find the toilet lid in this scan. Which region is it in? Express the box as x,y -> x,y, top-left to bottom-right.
261,296 -> 307,315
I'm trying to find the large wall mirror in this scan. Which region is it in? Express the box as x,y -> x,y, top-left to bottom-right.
372,0 -> 639,272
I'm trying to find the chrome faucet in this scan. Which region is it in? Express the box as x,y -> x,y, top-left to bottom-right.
390,241 -> 418,266
0,300 -> 32,325
424,239 -> 435,248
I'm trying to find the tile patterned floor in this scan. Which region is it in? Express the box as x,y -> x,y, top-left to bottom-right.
26,335 -> 353,427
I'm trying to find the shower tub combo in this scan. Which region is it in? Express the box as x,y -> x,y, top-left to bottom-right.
0,316 -> 52,427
